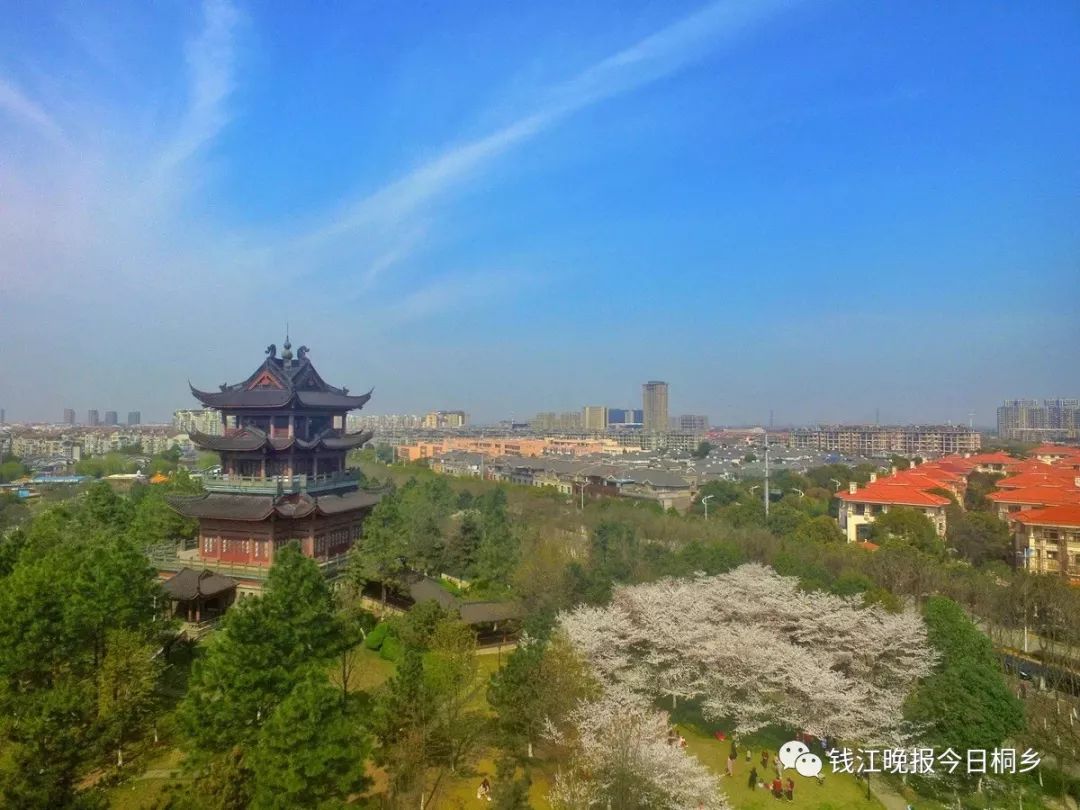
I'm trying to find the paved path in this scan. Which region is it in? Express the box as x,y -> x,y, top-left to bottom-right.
867,775 -> 911,810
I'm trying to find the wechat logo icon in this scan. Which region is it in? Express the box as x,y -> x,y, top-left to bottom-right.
780,739 -> 823,777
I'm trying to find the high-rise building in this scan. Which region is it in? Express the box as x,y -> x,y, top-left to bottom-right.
63,408 -> 76,425
582,405 -> 609,431
174,409 -> 223,436
998,399 -> 1080,441
531,412 -> 583,431
104,411 -> 119,426
127,411 -> 141,426
607,408 -> 643,427
422,410 -> 468,429
88,409 -> 100,426
677,414 -> 709,433
642,381 -> 669,433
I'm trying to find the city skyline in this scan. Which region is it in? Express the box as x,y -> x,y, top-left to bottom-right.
1,1 -> 1078,423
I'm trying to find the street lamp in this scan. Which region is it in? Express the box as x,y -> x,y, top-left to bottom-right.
790,488 -> 805,498
830,478 -> 842,491
702,494 -> 715,520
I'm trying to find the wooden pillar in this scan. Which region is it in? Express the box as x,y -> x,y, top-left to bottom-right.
313,455 -> 319,478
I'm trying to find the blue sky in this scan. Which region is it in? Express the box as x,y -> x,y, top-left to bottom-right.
1,0 -> 1077,425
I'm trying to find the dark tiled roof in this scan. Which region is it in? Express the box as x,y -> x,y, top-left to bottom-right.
320,430 -> 374,450
168,493 -> 276,520
169,489 -> 384,520
407,574 -> 523,626
189,349 -> 372,412
189,427 -> 373,453
163,568 -> 237,600
459,601 -> 524,625
316,489 -> 383,514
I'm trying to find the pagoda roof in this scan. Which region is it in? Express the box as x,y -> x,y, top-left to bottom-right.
163,568 -> 237,601
189,340 -> 372,412
167,488 -> 383,521
190,427 -> 374,453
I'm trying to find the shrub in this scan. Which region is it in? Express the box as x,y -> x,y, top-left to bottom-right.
379,633 -> 402,662
364,621 -> 389,651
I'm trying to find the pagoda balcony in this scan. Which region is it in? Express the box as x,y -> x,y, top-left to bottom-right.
201,469 -> 360,496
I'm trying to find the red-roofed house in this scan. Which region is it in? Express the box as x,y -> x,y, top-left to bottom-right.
836,474 -> 952,543
988,484 -> 1080,522
1013,505 -> 1080,582
963,451 -> 1020,474
1032,445 -> 1080,464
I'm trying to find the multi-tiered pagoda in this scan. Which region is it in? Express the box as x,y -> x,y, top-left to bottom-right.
170,337 -> 381,568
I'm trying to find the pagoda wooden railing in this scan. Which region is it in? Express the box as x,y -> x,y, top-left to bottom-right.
201,469 -> 360,495
146,543 -> 351,583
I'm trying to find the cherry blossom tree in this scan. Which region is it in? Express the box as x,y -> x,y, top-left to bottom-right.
560,563 -> 935,745
547,686 -> 729,810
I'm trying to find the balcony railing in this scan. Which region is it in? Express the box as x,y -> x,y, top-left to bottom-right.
202,469 -> 359,495
147,543 -> 351,582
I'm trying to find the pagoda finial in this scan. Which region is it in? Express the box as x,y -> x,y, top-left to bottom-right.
282,324 -> 294,364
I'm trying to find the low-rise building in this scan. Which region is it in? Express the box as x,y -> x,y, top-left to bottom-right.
1013,505 -> 1080,583
791,425 -> 982,455
836,473 -> 952,543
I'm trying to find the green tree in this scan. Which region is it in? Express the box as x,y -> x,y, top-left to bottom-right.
98,627 -> 161,767
348,486 -> 408,604
906,597 -> 1023,769
445,509 -> 482,577
373,646 -> 435,802
947,510 -> 1012,567
869,506 -> 941,554
128,487 -> 198,548
965,471 -> 1004,512
0,459 -> 28,482
425,618 -> 483,772
178,543 -> 341,757
248,674 -> 370,809
489,630 -> 594,760
691,441 -> 715,459
474,488 -> 519,586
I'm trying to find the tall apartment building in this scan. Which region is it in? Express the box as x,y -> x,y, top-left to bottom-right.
642,381 -> 669,433
422,410 -> 468,429
173,408 -> 222,436
104,411 -> 119,426
63,408 -> 76,425
608,408 -> 643,427
531,412 -> 584,431
127,411 -> 141,426
790,425 -> 982,455
998,399 -> 1080,441
582,406 -> 609,431
88,409 -> 100,427
676,414 -> 709,433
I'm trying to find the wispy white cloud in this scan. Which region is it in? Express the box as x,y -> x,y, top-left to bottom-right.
0,76 -> 66,144
299,0 -> 793,259
153,0 -> 241,179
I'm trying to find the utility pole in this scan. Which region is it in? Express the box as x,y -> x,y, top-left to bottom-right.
764,431 -> 770,518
